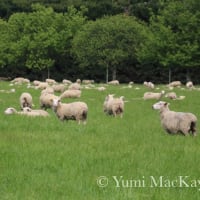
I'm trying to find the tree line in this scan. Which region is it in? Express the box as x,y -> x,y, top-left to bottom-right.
0,0 -> 200,83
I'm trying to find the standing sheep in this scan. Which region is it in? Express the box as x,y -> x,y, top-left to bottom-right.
40,93 -> 59,110
51,99 -> 88,124
103,94 -> 125,118
152,101 -> 197,136
19,92 -> 33,109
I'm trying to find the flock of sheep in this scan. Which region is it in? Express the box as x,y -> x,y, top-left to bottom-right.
3,77 -> 198,136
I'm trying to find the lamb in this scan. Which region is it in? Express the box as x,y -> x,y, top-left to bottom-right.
60,90 -> 81,99
51,99 -> 88,124
152,101 -> 197,136
143,91 -> 165,100
19,92 -> 33,109
40,93 -> 59,110
4,107 -> 49,117
103,94 -> 125,117
165,92 -> 177,100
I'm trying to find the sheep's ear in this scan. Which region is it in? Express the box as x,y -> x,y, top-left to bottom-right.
164,102 -> 168,106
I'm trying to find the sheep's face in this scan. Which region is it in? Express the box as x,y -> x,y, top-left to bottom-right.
152,101 -> 168,110
4,107 -> 15,114
23,107 -> 32,112
52,98 -> 60,107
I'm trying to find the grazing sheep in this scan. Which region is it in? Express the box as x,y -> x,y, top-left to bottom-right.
143,91 -> 165,100
40,93 -> 59,110
108,80 -> 119,85
68,83 -> 81,90
51,99 -> 88,124
152,101 -> 197,136
186,81 -> 194,90
4,107 -> 49,117
60,90 -> 81,99
19,92 -> 33,109
103,94 -> 125,118
144,81 -> 155,89
168,81 -> 182,88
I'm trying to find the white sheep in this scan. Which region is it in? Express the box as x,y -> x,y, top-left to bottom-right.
62,79 -> 72,84
4,107 -> 49,117
152,101 -> 197,136
108,80 -> 119,85
82,80 -> 94,84
186,81 -> 194,90
143,91 -> 165,100
51,99 -> 88,124
19,92 -> 33,109
46,78 -> 57,85
103,94 -> 125,118
35,82 -> 49,90
41,87 -> 54,95
60,90 -> 81,99
40,93 -> 59,110
52,84 -> 66,93
168,81 -> 182,88
68,83 -> 81,90
144,81 -> 155,89
165,92 -> 177,100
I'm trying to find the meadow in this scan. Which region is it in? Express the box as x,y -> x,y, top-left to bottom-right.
0,81 -> 200,200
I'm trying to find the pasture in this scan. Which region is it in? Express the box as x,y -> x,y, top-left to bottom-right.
0,81 -> 200,200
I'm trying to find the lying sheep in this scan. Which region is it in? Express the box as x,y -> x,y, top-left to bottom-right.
46,78 -> 57,85
168,81 -> 182,88
20,92 -> 33,109
11,77 -> 30,84
68,83 -> 81,90
52,84 -> 66,93
4,107 -> 49,117
51,99 -> 88,124
60,90 -> 81,99
62,79 -> 72,84
165,92 -> 185,100
108,80 -> 119,85
82,80 -> 94,84
40,93 -> 59,110
35,82 -> 49,90
143,91 -> 165,100
103,94 -> 125,118
152,101 -> 197,136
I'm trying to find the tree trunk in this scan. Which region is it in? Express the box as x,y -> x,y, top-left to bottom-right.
106,66 -> 108,83
112,67 -> 116,80
168,67 -> 171,83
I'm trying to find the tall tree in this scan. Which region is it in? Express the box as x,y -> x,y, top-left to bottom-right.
72,14 -> 148,82
137,0 -> 200,82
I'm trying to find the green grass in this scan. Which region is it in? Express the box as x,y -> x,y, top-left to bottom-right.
0,81 -> 200,200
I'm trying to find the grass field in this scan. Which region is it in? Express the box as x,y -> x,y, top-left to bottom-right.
0,81 -> 200,200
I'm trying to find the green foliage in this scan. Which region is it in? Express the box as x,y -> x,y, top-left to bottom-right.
72,14 -> 148,81
138,0 -> 200,69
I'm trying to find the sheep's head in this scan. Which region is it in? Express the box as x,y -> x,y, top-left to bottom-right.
23,107 -> 32,112
4,107 -> 17,114
152,101 -> 169,110
51,98 -> 61,108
